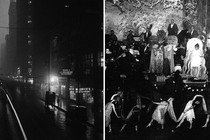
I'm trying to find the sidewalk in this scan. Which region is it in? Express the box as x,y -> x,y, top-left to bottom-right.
55,97 -> 103,131
35,89 -> 102,131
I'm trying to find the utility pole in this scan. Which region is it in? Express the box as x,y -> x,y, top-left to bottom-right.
48,39 -> 52,91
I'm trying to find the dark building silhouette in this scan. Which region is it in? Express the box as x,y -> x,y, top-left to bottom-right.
8,0 -> 17,76
32,0 -> 103,126
8,0 -> 33,81
16,0 -> 33,82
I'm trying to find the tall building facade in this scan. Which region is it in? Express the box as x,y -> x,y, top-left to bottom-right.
16,0 -> 33,82
32,0 -> 103,126
8,0 -> 17,76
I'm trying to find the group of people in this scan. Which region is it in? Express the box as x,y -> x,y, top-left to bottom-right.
105,89 -> 210,133
105,19 -> 210,132
105,76 -> 210,134
106,19 -> 208,78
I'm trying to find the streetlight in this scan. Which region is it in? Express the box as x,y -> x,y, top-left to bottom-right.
50,75 -> 58,83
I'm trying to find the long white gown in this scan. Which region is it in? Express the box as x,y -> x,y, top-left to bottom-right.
105,102 -> 113,127
183,100 -> 195,122
152,101 -> 169,125
191,49 -> 201,68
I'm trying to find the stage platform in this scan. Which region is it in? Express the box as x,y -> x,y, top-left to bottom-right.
152,74 -> 209,91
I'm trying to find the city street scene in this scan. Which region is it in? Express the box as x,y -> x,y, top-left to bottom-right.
0,0 -> 102,140
105,0 -> 210,140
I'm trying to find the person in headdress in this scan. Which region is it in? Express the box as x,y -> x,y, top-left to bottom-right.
149,40 -> 164,74
190,43 -> 203,77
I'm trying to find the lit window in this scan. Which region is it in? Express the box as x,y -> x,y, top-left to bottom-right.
28,61 -> 32,66
91,53 -> 93,67
28,40 -> 32,45
61,85 -> 66,95
64,5 -> 69,8
28,35 -> 31,38
28,20 -> 32,23
28,1 -> 32,5
98,51 -> 103,67
28,68 -> 32,75
82,53 -> 94,75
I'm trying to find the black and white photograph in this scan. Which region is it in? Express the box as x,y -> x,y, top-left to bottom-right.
105,0 -> 210,140
0,0 -> 103,140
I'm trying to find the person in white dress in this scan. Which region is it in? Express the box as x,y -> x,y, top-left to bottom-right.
105,99 -> 121,133
105,90 -> 124,133
190,43 -> 202,77
146,97 -> 176,129
176,95 -> 207,129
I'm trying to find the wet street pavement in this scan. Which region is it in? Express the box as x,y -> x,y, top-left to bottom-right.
0,80 -> 102,140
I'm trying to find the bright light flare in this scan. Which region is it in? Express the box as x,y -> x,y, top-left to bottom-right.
50,76 -> 58,83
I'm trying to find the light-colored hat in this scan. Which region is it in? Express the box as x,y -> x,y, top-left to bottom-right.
174,65 -> 182,72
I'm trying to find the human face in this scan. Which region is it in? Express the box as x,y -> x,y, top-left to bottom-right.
171,19 -> 174,24
195,45 -> 199,50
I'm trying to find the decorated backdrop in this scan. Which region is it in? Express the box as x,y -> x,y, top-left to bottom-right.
105,0 -> 199,41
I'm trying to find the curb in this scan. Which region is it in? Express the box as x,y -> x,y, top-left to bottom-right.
39,98 -> 96,128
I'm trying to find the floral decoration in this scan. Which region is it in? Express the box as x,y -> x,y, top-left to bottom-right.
105,0 -> 199,41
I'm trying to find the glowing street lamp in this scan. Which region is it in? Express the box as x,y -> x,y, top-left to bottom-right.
50,75 -> 58,83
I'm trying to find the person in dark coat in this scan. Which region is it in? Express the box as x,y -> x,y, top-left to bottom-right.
110,30 -> 118,43
143,26 -> 152,45
127,30 -> 135,48
167,19 -> 178,36
177,29 -> 189,45
189,25 -> 199,38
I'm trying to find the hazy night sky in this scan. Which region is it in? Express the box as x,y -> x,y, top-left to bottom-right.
0,0 -> 9,70
0,0 -> 9,45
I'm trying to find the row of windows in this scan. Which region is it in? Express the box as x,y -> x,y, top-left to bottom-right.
98,51 -> 103,67
28,34 -> 32,46
82,51 -> 103,75
27,1 -> 71,8
28,14 -> 32,23
83,53 -> 94,68
83,52 -> 103,67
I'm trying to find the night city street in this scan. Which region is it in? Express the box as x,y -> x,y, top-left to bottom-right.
0,0 -> 103,140
0,79 -> 102,140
